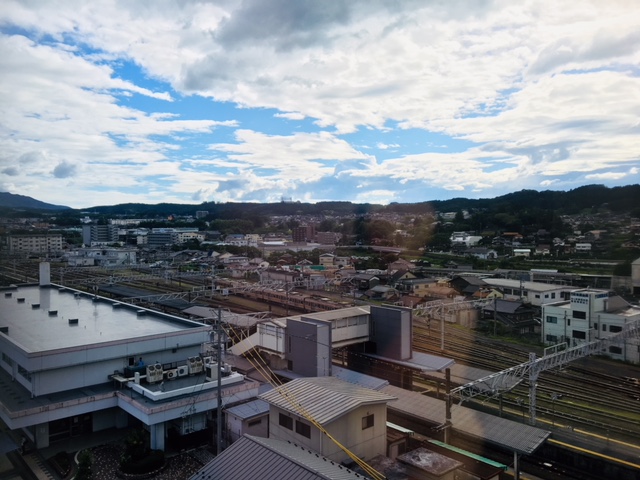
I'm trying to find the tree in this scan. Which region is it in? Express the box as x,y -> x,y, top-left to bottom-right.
75,450 -> 92,480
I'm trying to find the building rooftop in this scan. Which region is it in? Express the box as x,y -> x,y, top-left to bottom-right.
382,384 -> 550,455
225,399 -> 270,420
189,434 -> 367,480
482,278 -> 567,292
0,284 -> 204,353
260,376 -> 396,425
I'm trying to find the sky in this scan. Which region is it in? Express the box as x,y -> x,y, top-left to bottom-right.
1,1 -> 639,209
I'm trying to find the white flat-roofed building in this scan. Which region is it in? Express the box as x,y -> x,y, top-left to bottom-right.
541,288 -> 640,363
482,278 -> 571,308
0,263 -> 258,451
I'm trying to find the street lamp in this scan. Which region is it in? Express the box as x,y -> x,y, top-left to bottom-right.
550,393 -> 563,427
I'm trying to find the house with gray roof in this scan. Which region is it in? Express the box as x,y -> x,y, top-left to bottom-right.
259,376 -> 396,464
189,434 -> 368,480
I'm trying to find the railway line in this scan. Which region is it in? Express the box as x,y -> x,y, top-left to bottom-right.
414,319 -> 640,440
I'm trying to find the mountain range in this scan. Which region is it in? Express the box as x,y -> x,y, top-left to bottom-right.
1,184 -> 640,218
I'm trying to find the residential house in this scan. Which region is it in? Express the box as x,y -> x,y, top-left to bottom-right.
189,434 -> 367,480
259,377 -> 396,464
481,299 -> 538,334
388,258 -> 415,272
449,276 -> 489,297
224,399 -> 270,443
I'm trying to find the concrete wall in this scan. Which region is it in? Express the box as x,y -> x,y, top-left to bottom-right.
286,318 -> 332,377
370,305 -> 412,361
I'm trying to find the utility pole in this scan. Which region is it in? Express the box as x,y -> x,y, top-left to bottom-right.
216,307 -> 223,455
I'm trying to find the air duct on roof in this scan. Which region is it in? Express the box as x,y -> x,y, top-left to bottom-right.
39,262 -> 51,286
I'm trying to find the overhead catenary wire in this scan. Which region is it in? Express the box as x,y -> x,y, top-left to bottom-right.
222,319 -> 387,480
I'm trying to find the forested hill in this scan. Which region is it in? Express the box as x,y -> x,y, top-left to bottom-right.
2,184 -> 640,219
78,184 -> 640,218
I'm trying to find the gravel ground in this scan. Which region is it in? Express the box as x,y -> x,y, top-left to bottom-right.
85,443 -> 215,480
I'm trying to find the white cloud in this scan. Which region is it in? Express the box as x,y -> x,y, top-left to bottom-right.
585,172 -> 628,181
0,1 -> 639,206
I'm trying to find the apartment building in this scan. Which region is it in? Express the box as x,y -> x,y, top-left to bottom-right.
8,234 -> 64,255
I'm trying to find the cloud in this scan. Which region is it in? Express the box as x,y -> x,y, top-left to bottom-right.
52,161 -> 77,179
274,112 -> 306,120
376,142 -> 400,150
2,166 -> 18,176
585,172 -> 628,181
1,1 -> 639,207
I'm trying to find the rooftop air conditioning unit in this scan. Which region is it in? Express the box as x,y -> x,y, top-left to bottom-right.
188,356 -> 203,375
165,369 -> 178,380
177,365 -> 189,377
203,356 -> 214,366
146,364 -> 163,383
205,363 -> 218,382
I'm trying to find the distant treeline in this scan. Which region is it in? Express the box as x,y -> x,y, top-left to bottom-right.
2,184 -> 640,220
68,184 -> 640,218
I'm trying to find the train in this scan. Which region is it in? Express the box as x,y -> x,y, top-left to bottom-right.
213,278 -> 349,313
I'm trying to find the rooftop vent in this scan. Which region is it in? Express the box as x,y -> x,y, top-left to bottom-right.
112,303 -> 122,309
48,310 -> 58,316
68,318 -> 79,325
136,310 -> 146,317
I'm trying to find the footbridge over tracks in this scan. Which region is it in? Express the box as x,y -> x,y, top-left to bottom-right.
229,305 -> 374,357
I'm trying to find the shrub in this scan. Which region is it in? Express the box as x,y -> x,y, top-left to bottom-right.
75,450 -> 92,480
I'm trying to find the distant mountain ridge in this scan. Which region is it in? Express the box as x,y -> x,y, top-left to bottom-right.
0,192 -> 70,210
1,184 -> 639,217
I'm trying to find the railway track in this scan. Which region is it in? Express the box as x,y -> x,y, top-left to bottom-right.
414,319 -> 640,439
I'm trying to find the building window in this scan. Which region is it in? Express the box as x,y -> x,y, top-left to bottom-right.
609,346 -> 622,355
546,334 -> 558,343
362,414 -> 374,430
546,316 -> 558,324
572,330 -> 586,340
609,325 -> 622,333
551,293 -> 556,299
279,414 -> 293,430
573,311 -> 586,319
248,419 -> 262,427
295,420 -> 311,438
602,324 -> 607,331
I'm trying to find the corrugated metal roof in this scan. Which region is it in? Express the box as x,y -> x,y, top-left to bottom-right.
225,399 -> 269,420
189,435 -> 369,480
260,377 -> 396,425
382,385 -> 550,455
362,351 -> 455,372
287,305 -> 371,322
332,366 -> 390,391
